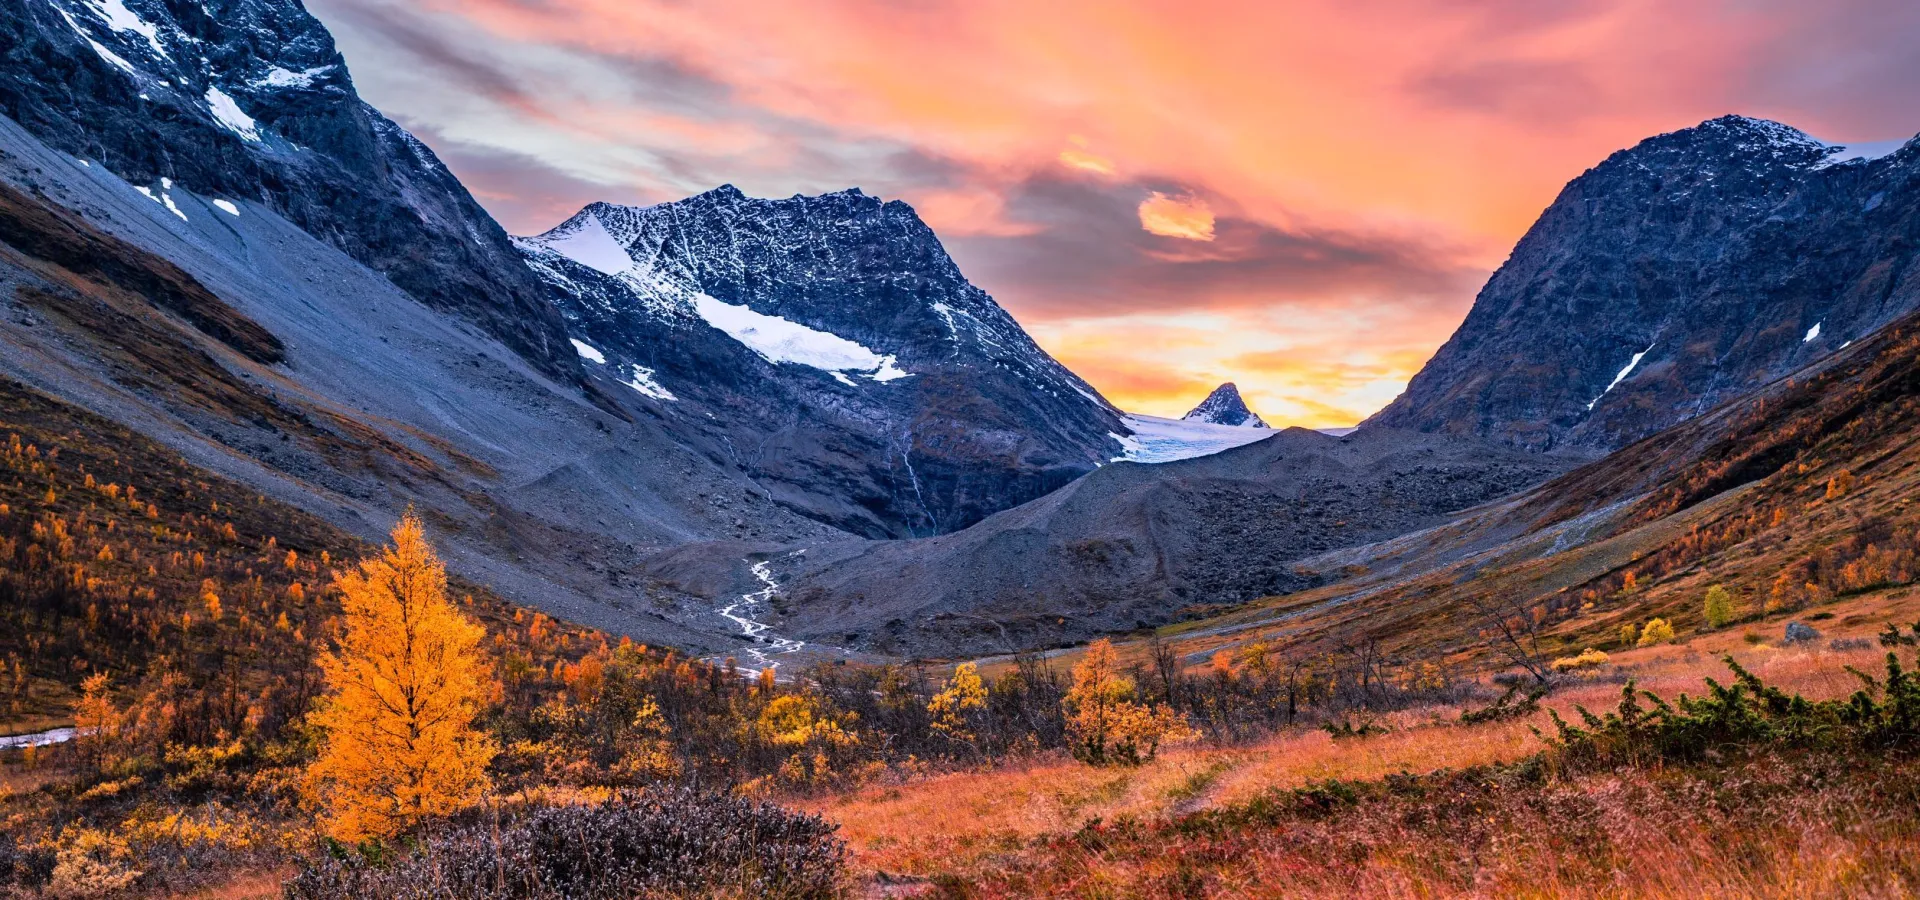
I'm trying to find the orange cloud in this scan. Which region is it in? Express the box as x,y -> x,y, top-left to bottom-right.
1136,192 -> 1216,241
310,0 -> 1920,425
1058,147 -> 1116,174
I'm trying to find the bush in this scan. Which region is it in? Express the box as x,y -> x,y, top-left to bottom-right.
1322,718 -> 1390,740
1460,684 -> 1546,724
0,832 -> 55,891
1550,649 -> 1610,673
1636,618 -> 1676,647
1065,640 -> 1195,766
286,790 -> 846,900
1542,645 -> 1920,769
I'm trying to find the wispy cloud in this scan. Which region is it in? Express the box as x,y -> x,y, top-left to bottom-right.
307,0 -> 1920,422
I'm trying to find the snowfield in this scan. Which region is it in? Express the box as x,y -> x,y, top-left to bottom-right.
690,293 -> 909,383
1110,414 -> 1276,463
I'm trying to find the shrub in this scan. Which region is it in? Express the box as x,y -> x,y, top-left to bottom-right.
286,790 -> 846,900
1323,718 -> 1390,740
1460,684 -> 1546,724
1542,645 -> 1920,769
1703,585 -> 1736,629
1635,618 -> 1675,647
1551,648 -> 1611,673
0,833 -> 55,891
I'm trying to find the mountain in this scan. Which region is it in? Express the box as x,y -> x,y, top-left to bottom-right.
516,188 -> 1125,538
0,0 -> 1157,657
1369,115 -> 1920,452
1143,287 -> 1920,681
0,0 -> 577,379
1183,382 -> 1268,428
0,0 -> 854,653
647,427 -> 1569,658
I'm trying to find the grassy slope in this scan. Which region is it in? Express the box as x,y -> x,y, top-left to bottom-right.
815,298 -> 1920,896
1001,300 -> 1920,686
815,609 -> 1919,893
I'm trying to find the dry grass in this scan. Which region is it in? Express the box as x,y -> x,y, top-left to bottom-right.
814,620 -> 1912,893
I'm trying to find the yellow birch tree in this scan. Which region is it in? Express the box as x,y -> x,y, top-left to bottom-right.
304,513 -> 495,841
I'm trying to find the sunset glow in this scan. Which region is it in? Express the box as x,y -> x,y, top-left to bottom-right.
309,0 -> 1920,426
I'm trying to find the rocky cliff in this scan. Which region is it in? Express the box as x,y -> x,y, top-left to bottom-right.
1369,115 -> 1920,451
0,0 -> 577,378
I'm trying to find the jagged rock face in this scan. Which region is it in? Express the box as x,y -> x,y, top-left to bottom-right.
0,0 -> 576,379
1369,115 -> 1920,452
518,186 -> 1125,538
1183,382 -> 1268,428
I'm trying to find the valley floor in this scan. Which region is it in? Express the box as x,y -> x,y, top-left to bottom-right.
810,593 -> 1920,898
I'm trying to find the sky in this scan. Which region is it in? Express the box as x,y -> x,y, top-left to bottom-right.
306,0 -> 1920,426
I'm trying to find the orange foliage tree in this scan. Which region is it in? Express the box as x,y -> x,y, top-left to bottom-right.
304,513 -> 495,841
1064,639 -> 1194,766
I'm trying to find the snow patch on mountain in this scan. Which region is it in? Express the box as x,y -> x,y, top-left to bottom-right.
1587,344 -> 1652,411
624,364 -> 675,401
691,293 -> 909,382
1804,322 -> 1822,343
257,65 -> 333,89
536,213 -> 635,277
1111,415 -> 1274,463
204,87 -> 260,142
570,338 -> 606,364
55,6 -> 137,74
80,0 -> 168,59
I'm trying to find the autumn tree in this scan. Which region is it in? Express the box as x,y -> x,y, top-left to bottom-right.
928,662 -> 988,748
73,672 -> 122,774
1703,585 -> 1736,629
304,514 -> 496,841
1064,639 -> 1193,766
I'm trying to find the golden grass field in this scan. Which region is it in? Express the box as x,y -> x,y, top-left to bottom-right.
813,586 -> 1920,897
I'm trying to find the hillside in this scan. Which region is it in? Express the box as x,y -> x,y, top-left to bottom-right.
643,427 -> 1572,659
1104,281 -> 1920,685
1370,116 -> 1920,452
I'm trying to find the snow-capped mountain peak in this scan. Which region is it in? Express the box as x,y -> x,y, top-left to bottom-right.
1183,383 -> 1268,428
515,184 -> 1124,536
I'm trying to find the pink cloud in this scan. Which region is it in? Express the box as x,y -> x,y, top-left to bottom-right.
308,0 -> 1920,422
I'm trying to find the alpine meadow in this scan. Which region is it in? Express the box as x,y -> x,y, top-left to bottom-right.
4,1 -> 1920,898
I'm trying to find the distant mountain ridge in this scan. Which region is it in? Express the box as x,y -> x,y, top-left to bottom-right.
1183,382 -> 1268,428
515,185 -> 1126,538
0,0 -> 578,379
1369,115 -> 1920,451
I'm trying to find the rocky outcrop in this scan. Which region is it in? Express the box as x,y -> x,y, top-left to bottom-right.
1369,115 -> 1920,451
518,187 -> 1126,538
1183,383 -> 1268,428
659,427 -> 1571,657
0,0 -> 577,379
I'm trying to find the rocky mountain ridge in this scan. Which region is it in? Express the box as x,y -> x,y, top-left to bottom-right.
1369,115 -> 1920,451
516,186 -> 1126,538
0,0 -> 578,379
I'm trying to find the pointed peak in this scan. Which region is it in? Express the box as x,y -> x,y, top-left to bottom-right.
698,183 -> 747,202
1183,383 -> 1268,428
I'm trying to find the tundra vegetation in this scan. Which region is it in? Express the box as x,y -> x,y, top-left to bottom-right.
3,379 -> 1920,898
